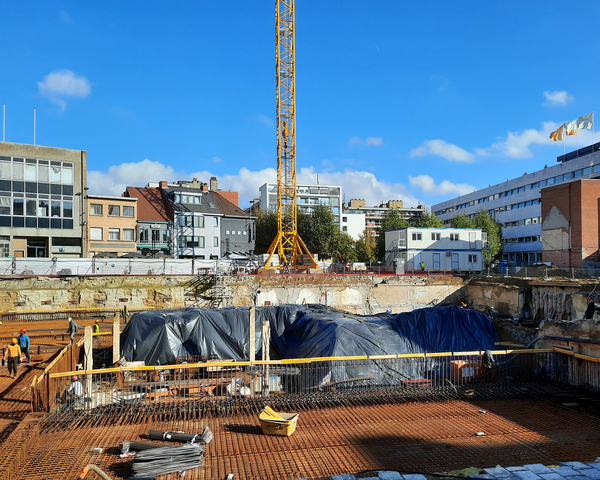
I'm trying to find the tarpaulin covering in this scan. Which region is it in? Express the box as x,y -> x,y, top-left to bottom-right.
121,304 -> 498,367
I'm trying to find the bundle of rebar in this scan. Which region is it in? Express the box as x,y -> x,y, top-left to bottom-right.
148,426 -> 213,445
122,440 -> 178,454
131,443 -> 205,477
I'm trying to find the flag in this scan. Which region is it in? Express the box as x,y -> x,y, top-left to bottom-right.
564,112 -> 593,135
576,112 -> 593,130
549,125 -> 563,141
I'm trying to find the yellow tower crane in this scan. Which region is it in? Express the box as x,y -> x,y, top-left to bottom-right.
265,0 -> 318,271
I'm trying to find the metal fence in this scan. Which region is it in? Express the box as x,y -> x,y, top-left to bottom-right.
41,349 -> 564,415
0,257 -> 235,277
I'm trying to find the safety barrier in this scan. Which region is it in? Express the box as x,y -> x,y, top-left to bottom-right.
39,349 -> 564,414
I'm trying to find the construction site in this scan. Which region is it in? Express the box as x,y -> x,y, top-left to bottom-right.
1,1 -> 600,480
0,267 -> 599,480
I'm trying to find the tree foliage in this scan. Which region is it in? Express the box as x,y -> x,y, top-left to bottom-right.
254,209 -> 278,254
413,208 -> 444,228
299,205 -> 341,261
472,209 -> 504,264
449,213 -> 473,229
376,209 -> 409,260
333,233 -> 358,263
355,228 -> 377,263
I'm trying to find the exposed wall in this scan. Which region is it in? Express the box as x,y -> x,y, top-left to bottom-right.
0,275 -> 466,314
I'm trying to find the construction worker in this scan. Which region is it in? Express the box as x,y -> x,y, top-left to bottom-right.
420,261 -> 425,272
4,338 -> 21,378
122,304 -> 128,323
93,320 -> 100,333
67,317 -> 79,343
18,328 -> 31,363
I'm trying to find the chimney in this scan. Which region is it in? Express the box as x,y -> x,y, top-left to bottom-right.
210,176 -> 218,191
159,181 -> 168,188
202,184 -> 209,192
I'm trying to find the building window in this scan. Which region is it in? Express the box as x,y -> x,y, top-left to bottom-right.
195,216 -> 205,228
468,254 -> 477,263
90,227 -> 103,240
123,229 -> 135,241
412,233 -> 422,241
109,228 -> 120,241
179,236 -> 198,248
108,205 -> 120,216
450,233 -> 459,241
140,230 -> 148,242
51,201 -> 61,218
198,236 -> 205,248
162,230 -> 169,242
63,202 -> 73,218
226,230 -> 230,235
90,204 -> 103,216
238,231 -> 242,235
123,206 -> 134,217
214,217 -> 218,227
431,233 -> 440,241
342,226 -> 347,232
214,236 -> 219,247
342,216 -> 347,222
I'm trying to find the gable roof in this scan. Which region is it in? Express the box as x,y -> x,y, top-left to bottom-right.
125,187 -> 172,222
211,191 -> 252,217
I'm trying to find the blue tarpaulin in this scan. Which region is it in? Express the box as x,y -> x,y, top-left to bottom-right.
121,304 -> 498,366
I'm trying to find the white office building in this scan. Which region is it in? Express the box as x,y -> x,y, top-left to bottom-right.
258,183 -> 343,224
431,143 -> 600,266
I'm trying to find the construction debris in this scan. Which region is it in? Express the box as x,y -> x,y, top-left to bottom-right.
148,426 -> 213,444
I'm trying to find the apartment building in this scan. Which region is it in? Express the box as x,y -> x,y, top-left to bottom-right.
432,142 -> 600,266
86,195 -> 138,257
258,182 -> 343,224
0,142 -> 87,258
124,186 -> 173,257
342,199 -> 425,239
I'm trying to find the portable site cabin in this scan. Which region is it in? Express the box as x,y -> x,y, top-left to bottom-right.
384,227 -> 486,273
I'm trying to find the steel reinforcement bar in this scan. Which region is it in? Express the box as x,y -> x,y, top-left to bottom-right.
38,349 -> 568,422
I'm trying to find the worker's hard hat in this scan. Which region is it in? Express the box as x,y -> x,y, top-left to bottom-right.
12,338 -> 17,344
68,317 -> 73,321
72,375 -> 78,381
20,328 -> 26,333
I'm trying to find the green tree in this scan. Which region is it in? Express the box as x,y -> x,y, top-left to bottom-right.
449,213 -> 474,229
376,209 -> 409,260
472,209 -> 504,264
355,229 -> 377,263
254,209 -> 278,254
333,232 -> 357,263
301,205 -> 339,260
413,208 -> 444,228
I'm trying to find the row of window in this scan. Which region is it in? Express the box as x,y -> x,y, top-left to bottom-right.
174,193 -> 203,205
90,227 -> 135,242
179,215 -> 219,228
0,197 -> 73,218
139,229 -> 170,243
0,217 -> 73,229
504,217 -> 542,228
178,236 -> 220,248
502,252 -> 543,264
504,235 -> 541,245
90,204 -> 134,217
0,180 -> 74,196
411,232 -> 460,241
435,165 -> 599,216
487,199 -> 541,215
0,158 -> 74,185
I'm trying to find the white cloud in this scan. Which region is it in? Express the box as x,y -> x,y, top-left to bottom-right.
543,90 -> 574,106
409,174 -> 475,196
253,113 -> 274,127
87,160 -> 179,196
475,121 -> 562,159
212,156 -> 223,163
349,136 -> 383,146
87,160 -> 427,210
37,70 -> 92,112
410,139 -> 474,162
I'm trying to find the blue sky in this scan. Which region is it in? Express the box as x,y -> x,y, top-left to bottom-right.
2,1 -> 599,209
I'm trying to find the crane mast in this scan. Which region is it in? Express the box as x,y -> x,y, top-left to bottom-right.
265,0 -> 317,270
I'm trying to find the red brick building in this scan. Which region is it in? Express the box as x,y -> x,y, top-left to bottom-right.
541,179 -> 600,269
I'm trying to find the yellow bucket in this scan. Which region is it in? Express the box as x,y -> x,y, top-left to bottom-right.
259,410 -> 299,436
